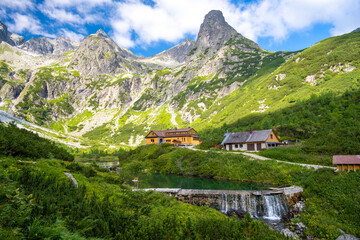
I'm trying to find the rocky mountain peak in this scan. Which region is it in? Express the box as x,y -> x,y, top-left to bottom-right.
94,29 -> 108,38
0,20 -> 25,46
19,36 -> 79,55
194,10 -> 239,53
203,10 -> 227,26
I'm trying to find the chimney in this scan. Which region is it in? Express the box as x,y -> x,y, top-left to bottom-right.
250,128 -> 253,134
175,127 -> 177,130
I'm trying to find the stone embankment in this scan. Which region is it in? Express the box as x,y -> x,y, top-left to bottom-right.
137,186 -> 303,211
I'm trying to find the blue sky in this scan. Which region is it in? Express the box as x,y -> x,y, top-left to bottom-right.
1,0 -> 359,57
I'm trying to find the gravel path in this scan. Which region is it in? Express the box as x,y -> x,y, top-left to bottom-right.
188,147 -> 337,170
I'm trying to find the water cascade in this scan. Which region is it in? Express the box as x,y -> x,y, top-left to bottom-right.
218,193 -> 288,220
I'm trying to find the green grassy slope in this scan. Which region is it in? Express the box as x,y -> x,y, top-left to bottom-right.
118,144 -> 360,240
0,158 -> 287,239
193,31 -> 360,129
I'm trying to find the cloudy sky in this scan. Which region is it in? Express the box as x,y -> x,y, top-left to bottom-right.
1,0 -> 359,56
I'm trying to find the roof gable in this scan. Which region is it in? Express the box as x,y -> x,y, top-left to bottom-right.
223,129 -> 275,144
145,131 -> 159,138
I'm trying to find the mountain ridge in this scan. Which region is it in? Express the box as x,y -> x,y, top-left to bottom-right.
0,10 -> 359,147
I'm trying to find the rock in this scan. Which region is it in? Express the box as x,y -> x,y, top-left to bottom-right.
143,38 -> 195,66
296,222 -> 306,230
19,36 -> 79,55
0,20 -> 25,46
194,10 -> 239,56
226,209 -> 247,219
336,229 -> 359,240
281,228 -> 299,239
64,172 -> 78,188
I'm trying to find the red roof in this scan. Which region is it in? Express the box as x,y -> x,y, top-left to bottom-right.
333,155 -> 360,164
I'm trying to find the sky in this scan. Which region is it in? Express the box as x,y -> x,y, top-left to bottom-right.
1,0 -> 359,57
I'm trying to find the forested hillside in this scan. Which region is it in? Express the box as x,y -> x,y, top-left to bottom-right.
0,122 -> 74,161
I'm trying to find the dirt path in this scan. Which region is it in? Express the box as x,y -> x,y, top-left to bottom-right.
188,147 -> 337,170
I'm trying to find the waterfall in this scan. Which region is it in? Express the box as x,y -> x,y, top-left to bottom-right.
218,193 -> 288,220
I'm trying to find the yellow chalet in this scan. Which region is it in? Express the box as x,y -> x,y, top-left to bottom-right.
145,128 -> 202,145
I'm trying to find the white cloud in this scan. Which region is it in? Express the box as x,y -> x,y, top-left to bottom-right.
41,8 -> 83,23
231,0 -> 360,41
39,0 -> 110,25
7,13 -> 55,38
0,0 -> 34,11
110,0 -> 360,48
111,0 -> 234,47
60,29 -> 84,41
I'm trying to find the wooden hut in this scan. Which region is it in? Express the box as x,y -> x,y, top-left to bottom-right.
333,155 -> 360,172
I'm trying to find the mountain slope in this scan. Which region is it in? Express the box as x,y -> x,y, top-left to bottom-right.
140,38 -> 195,66
0,11 -> 359,148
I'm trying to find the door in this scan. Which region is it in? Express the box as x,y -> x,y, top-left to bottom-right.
228,144 -> 232,151
247,144 -> 254,151
257,143 -> 262,151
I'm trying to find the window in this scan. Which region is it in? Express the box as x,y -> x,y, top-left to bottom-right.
240,144 -> 243,148
151,139 -> 154,143
270,134 -> 273,139
166,140 -> 171,142
235,144 -> 238,148
182,137 -> 186,141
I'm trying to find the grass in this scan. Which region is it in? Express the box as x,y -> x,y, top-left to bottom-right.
0,157 -> 288,239
259,145 -> 333,166
118,144 -> 360,239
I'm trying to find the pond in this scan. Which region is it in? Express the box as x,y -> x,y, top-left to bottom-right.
134,173 -> 271,190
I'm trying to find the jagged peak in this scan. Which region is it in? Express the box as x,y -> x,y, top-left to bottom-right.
94,29 -> 108,38
203,10 -> 227,26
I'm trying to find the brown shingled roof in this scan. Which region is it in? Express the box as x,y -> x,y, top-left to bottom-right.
333,155 -> 360,164
147,128 -> 195,138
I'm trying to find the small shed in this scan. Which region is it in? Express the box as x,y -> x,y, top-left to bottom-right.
333,155 -> 360,172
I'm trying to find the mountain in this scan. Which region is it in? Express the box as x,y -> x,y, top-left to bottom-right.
69,29 -> 144,77
190,10 -> 260,58
0,11 -> 359,148
0,20 -> 25,46
352,27 -> 360,32
140,38 -> 195,66
19,36 -> 80,55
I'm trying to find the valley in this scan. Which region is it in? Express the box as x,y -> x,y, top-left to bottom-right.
1,8 -> 360,240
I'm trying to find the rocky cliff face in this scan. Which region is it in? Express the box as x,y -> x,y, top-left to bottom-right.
0,20 -> 25,46
193,10 -> 238,56
19,36 -> 79,55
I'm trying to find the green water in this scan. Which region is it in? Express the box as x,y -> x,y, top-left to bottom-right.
137,173 -> 270,190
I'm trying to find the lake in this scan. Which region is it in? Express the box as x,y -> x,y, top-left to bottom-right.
135,173 -> 270,190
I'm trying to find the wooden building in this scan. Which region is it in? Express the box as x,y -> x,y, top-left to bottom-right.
145,127 -> 201,146
221,129 -> 280,151
333,155 -> 360,172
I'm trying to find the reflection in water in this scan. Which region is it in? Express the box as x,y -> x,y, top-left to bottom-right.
137,173 -> 270,190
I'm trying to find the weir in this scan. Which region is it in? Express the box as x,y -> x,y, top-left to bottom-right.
138,187 -> 303,220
